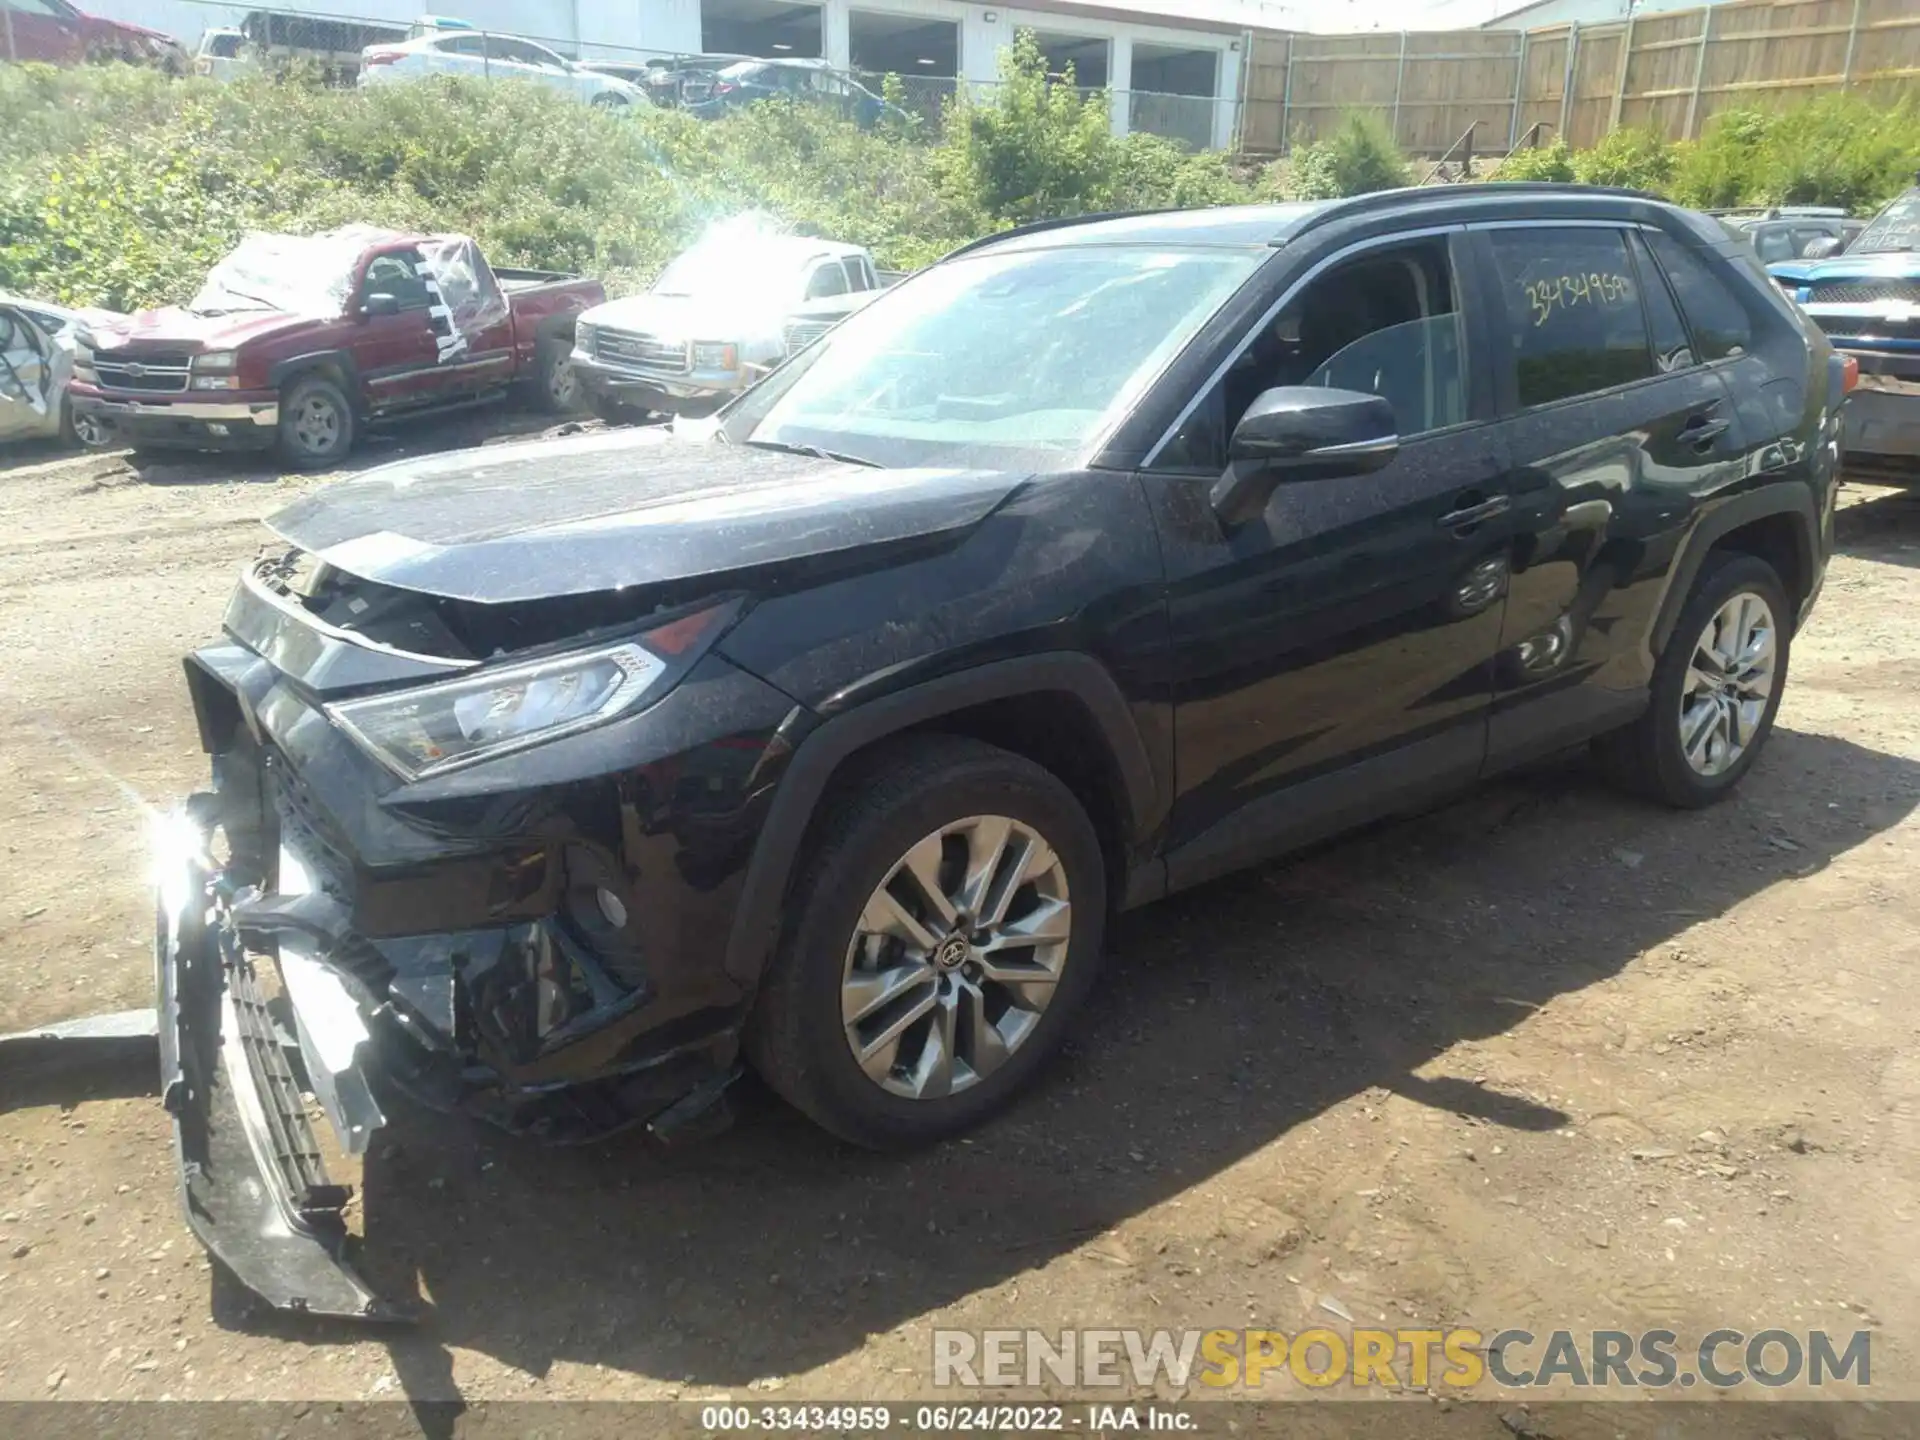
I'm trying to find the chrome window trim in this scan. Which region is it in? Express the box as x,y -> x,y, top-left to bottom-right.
1141,223 -> 1462,470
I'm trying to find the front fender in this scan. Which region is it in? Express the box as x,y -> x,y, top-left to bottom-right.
720,653 -> 1156,989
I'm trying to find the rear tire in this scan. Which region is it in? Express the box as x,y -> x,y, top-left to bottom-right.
62,396 -> 110,449
275,374 -> 355,469
748,736 -> 1107,1151
1594,552 -> 1791,808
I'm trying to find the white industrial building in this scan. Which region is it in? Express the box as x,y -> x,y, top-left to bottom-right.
83,0 -> 1303,149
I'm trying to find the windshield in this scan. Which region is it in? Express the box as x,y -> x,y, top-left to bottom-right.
725,244 -> 1262,469
189,233 -> 363,315
653,242 -> 808,303
1852,188 -> 1920,255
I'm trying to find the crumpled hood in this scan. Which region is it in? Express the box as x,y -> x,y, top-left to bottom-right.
93,306 -> 318,353
265,425 -> 1028,603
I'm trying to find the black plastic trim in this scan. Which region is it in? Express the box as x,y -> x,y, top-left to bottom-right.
1648,487 -> 1818,658
721,653 -> 1155,987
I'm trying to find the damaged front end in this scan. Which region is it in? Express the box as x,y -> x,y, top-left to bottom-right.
154,551 -> 802,1319
155,802 -> 398,1320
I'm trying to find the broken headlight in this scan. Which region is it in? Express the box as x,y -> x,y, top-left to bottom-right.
326,605 -> 733,781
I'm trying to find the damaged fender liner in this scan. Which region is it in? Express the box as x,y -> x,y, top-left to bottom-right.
156,808 -> 406,1323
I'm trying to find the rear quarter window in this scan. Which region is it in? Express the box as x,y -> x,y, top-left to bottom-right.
1644,231 -> 1754,361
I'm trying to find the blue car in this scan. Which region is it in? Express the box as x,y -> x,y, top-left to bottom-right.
1771,179 -> 1920,478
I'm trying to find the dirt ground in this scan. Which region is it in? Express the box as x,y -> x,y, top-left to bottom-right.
1,415 -> 1918,1422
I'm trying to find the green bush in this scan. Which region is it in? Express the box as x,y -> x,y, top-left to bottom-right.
1495,138 -> 1576,184
6,57 -> 1917,318
1668,94 -> 1920,214
1279,111 -> 1408,201
1571,126 -> 1675,191
929,31 -> 1123,228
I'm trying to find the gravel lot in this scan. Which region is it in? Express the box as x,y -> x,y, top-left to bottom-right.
1,419 -> 1917,1423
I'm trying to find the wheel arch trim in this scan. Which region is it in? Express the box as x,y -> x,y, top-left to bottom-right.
1649,486 -> 1818,660
721,653 -> 1155,987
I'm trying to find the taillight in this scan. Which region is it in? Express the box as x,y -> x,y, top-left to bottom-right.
713,80 -> 735,95
363,48 -> 402,65
1841,354 -> 1859,394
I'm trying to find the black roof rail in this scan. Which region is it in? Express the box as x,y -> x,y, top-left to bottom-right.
1275,181 -> 1666,245
940,209 -> 1180,262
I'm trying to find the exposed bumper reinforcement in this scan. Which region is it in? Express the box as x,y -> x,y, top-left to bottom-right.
155,809 -> 406,1323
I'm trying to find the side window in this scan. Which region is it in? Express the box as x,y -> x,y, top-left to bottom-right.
1488,227 -> 1653,408
805,261 -> 849,300
1627,231 -> 1694,372
1752,227 -> 1795,263
363,251 -> 432,311
1155,238 -> 1466,472
1645,231 -> 1752,361
437,34 -> 485,56
485,37 -> 542,66
840,258 -> 868,292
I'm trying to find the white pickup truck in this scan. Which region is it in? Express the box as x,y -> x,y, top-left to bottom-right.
571,233 -> 894,420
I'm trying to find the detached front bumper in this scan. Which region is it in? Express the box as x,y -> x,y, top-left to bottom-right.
154,807 -> 399,1321
70,388 -> 280,451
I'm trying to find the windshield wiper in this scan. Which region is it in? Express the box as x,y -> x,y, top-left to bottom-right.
741,437 -> 881,468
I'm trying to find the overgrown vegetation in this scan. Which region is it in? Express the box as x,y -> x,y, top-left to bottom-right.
1275,111 -> 1409,201
2,44 -> 1917,314
1494,92 -> 1920,213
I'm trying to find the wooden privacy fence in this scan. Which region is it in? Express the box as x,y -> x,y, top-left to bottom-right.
1238,0 -> 1920,157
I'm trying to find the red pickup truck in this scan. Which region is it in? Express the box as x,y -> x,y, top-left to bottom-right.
0,0 -> 188,72
69,227 -> 603,467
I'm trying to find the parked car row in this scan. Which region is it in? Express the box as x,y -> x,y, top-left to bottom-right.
4,219 -> 901,462
360,22 -> 649,107
1768,178 -> 1920,477
0,0 -> 186,71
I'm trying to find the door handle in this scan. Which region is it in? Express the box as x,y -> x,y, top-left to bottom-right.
1678,414 -> 1731,449
1437,494 -> 1511,531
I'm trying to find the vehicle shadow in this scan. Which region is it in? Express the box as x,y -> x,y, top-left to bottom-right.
221,729 -> 1917,1408
1836,480 -> 1920,564
96,406 -> 574,488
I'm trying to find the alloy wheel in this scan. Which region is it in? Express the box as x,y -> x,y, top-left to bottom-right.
841,815 -> 1071,1100
1679,589 -> 1777,777
71,411 -> 109,448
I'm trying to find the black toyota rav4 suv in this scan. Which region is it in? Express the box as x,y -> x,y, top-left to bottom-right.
158,185 -> 1846,1317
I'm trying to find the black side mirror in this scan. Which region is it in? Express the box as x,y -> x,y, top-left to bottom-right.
1211,386 -> 1400,525
1800,236 -> 1843,260
362,292 -> 401,318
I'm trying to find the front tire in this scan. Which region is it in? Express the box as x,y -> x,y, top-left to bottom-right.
749,736 -> 1107,1151
1595,552 -> 1791,807
533,338 -> 583,415
276,374 -> 355,469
